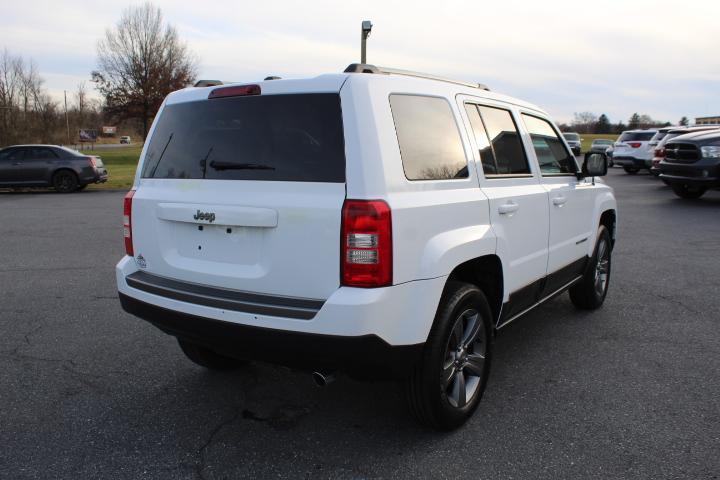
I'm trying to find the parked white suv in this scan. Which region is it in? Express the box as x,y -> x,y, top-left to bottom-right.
117,64 -> 617,430
612,129 -> 657,174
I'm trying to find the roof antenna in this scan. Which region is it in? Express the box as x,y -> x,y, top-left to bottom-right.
361,20 -> 373,64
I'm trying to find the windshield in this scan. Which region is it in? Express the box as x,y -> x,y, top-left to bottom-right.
563,133 -> 580,140
592,140 -> 612,145
142,93 -> 345,182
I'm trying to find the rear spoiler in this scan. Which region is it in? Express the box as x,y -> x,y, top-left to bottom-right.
194,80 -> 224,87
194,76 -> 281,88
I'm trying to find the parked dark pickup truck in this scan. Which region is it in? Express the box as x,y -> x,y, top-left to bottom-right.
658,129 -> 720,199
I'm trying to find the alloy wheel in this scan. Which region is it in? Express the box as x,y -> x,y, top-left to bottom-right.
594,238 -> 610,296
441,308 -> 487,408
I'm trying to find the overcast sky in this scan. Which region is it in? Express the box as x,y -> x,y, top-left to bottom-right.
1,0 -> 718,124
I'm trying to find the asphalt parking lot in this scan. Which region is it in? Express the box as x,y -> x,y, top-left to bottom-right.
1,169 -> 718,479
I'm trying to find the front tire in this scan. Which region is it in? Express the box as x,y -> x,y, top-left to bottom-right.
405,282 -> 493,431
670,183 -> 706,199
623,166 -> 639,174
52,170 -> 79,193
178,339 -> 247,370
569,226 -> 612,310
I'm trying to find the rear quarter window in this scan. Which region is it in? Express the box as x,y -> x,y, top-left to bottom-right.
389,94 -> 468,180
142,93 -> 346,182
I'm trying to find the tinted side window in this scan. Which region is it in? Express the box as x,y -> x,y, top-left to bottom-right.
1,148 -> 26,161
389,95 -> 468,180
522,114 -> 576,175
464,104 -> 497,174
476,106 -> 530,175
0,148 -> 21,162
25,147 -> 58,160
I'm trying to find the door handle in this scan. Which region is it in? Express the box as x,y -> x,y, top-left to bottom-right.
552,195 -> 567,206
498,202 -> 519,215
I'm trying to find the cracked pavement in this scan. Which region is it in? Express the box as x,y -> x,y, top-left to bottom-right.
1,169 -> 719,479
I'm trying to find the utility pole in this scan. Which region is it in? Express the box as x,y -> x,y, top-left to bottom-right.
361,20 -> 373,64
64,90 -> 70,146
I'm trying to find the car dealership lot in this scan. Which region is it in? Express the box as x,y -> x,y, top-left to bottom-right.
1,170 -> 718,479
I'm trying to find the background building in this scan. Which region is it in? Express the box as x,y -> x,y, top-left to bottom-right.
695,116 -> 720,125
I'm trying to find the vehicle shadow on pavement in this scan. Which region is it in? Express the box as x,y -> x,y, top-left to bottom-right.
107,295 -> 590,478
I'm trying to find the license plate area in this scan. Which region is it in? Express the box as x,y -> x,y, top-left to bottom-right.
161,220 -> 263,266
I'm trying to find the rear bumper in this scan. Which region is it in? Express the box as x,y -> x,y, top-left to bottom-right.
119,293 -> 423,379
116,256 -> 447,376
80,172 -> 108,184
613,156 -> 649,168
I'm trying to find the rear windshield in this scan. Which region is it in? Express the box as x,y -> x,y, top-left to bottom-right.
563,133 -> 580,140
592,140 -> 612,145
619,131 -> 655,142
142,93 -> 345,182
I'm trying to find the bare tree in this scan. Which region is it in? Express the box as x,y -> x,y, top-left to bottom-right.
0,49 -> 22,145
75,81 -> 87,122
571,112 -> 598,134
638,114 -> 654,129
92,2 -> 197,139
0,49 -> 63,146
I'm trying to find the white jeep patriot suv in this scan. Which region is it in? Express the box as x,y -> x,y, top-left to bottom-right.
117,64 -> 617,430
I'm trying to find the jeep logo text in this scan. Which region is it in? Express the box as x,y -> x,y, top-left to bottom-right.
193,210 -> 216,223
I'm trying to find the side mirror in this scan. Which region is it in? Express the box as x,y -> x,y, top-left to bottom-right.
583,152 -> 608,177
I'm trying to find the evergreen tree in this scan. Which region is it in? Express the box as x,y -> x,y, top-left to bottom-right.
595,114 -> 611,134
628,113 -> 641,129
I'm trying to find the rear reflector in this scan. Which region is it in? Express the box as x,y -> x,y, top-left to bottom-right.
123,190 -> 136,256
341,200 -> 392,288
208,84 -> 261,99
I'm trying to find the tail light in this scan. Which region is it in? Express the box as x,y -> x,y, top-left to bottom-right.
341,200 -> 392,288
208,84 -> 261,99
123,190 -> 136,256
629,142 -> 642,148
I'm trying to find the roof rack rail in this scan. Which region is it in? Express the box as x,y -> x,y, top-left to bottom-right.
343,63 -> 490,91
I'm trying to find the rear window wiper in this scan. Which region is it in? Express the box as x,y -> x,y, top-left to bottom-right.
209,161 -> 276,171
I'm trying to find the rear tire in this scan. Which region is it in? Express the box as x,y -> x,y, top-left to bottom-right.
569,226 -> 611,310
405,281 -> 493,431
670,183 -> 706,199
52,170 -> 79,193
178,339 -> 248,370
623,166 -> 639,174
